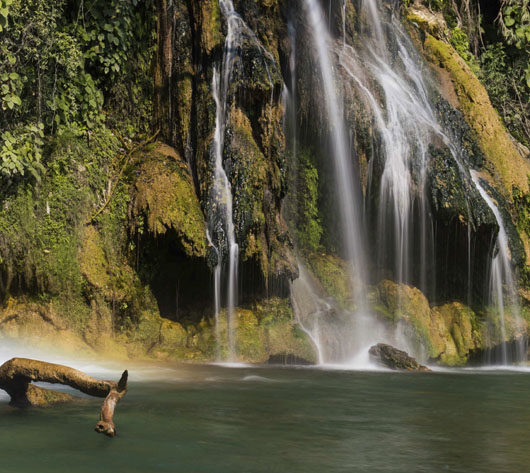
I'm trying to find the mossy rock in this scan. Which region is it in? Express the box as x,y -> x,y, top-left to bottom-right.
376,279 -> 434,353
423,35 -> 530,199
480,305 -> 528,349
405,4 -> 447,38
132,143 -> 206,258
200,298 -> 316,363
431,302 -> 482,366
200,0 -> 222,55
126,307 -> 190,359
79,225 -> 111,294
375,281 -> 483,365
306,253 -> 354,308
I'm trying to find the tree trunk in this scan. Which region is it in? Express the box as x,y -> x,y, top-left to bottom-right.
0,358 -> 128,437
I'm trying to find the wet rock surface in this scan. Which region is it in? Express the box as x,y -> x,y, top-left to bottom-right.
369,343 -> 431,371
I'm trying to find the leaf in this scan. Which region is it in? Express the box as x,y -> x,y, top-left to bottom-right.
28,166 -> 41,182
11,95 -> 21,106
505,16 -> 516,27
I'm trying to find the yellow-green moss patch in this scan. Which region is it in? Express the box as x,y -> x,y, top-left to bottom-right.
424,35 -> 530,197
132,143 -> 206,257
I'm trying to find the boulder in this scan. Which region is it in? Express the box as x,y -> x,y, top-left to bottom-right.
369,343 -> 431,371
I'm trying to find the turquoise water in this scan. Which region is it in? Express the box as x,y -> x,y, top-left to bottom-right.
1,363 -> 530,473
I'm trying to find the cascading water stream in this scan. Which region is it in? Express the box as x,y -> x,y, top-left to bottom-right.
290,264 -> 327,365
470,171 -> 524,364
294,0 -> 486,365
208,0 -> 243,361
300,0 -> 422,366
337,0 -> 444,290
274,0 -> 524,367
209,0 -> 280,360
303,0 -> 366,306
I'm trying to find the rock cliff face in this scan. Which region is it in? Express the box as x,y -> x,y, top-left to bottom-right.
1,0 -> 529,365
154,0 -> 295,288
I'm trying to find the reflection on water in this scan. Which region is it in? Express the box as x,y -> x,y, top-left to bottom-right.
1,354 -> 530,473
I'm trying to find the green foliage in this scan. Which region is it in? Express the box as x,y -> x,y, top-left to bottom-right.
295,150 -> 323,253
0,125 -> 121,300
75,0 -> 156,134
0,0 -> 12,32
0,70 -> 21,111
79,0 -> 136,77
500,1 -> 530,88
479,43 -> 530,147
450,27 -> 480,73
0,123 -> 45,180
0,0 -> 154,141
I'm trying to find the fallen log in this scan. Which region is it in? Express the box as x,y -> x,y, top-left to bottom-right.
0,358 -> 128,437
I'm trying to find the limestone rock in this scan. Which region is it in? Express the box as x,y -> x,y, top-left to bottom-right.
369,343 -> 430,371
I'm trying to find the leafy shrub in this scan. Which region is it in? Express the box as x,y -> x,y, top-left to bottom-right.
0,123 -> 45,180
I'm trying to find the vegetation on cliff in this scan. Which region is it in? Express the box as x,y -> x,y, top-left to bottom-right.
1,0 -> 529,365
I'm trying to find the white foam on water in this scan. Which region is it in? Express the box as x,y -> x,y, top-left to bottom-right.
242,375 -> 281,382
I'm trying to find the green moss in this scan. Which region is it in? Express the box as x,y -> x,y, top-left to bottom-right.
176,74 -> 193,150
79,225 -> 110,292
295,150 -> 323,253
433,302 -> 482,365
0,130 -> 105,302
201,0 -> 222,54
405,5 -> 447,38
375,280 -> 484,365
132,143 -> 206,258
306,253 -> 353,308
424,35 -> 530,198
184,298 -> 316,363
226,106 -> 268,262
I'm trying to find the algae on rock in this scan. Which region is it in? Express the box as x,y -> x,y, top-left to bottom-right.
131,143 -> 206,258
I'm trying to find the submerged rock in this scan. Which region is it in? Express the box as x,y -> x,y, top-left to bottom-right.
267,354 -> 314,366
369,343 -> 431,371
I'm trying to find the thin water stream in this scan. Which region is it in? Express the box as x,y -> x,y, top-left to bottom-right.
470,171 -> 524,362
209,0 -> 242,361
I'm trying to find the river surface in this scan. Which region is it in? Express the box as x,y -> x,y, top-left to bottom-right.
1,355 -> 530,473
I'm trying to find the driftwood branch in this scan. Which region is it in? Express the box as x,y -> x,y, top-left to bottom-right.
95,369 -> 128,437
0,358 -> 128,437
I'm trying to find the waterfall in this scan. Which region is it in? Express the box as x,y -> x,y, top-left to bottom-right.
209,0 -> 281,360
470,171 -> 525,364
294,0 -> 490,365
208,0 -> 243,361
337,0 -> 447,292
303,0 -> 366,305
290,264 -> 327,365
300,0 -> 423,366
